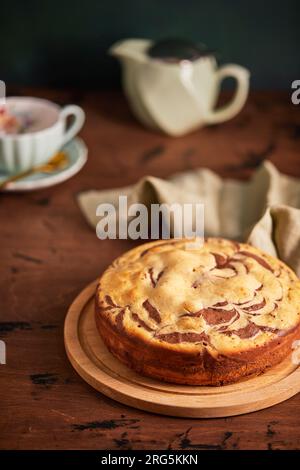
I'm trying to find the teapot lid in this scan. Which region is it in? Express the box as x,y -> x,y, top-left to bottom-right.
147,38 -> 214,62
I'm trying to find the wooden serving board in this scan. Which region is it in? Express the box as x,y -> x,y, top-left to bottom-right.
64,280 -> 300,418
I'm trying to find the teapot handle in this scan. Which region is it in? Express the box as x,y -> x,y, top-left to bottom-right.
205,64 -> 250,124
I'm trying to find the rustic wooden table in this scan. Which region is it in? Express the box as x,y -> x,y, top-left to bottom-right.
1,89 -> 300,450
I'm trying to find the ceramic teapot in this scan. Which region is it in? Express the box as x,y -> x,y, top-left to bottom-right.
110,38 -> 250,136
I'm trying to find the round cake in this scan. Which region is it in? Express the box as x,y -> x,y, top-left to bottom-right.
95,238 -> 300,385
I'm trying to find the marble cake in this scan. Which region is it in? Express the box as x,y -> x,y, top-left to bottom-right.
95,238 -> 300,385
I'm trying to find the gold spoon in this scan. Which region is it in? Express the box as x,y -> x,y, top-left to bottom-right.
0,151 -> 69,190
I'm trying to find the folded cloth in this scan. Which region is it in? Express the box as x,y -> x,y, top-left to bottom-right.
78,161 -> 300,276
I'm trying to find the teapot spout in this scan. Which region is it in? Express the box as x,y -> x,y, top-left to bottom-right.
109,39 -> 151,63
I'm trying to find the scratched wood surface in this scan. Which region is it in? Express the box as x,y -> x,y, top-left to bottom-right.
0,89 -> 300,450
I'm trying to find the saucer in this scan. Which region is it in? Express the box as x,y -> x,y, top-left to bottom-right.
0,137 -> 87,192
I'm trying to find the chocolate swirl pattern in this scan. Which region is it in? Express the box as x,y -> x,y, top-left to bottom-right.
95,238 -> 300,385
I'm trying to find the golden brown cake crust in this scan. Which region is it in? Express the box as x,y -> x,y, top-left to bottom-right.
95,238 -> 300,385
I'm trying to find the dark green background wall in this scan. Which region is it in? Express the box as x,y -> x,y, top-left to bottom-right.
1,0 -> 299,89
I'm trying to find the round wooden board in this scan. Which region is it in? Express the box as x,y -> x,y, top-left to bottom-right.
64,280 -> 300,418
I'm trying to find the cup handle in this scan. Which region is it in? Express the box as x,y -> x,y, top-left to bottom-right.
205,64 -> 250,124
60,105 -> 85,146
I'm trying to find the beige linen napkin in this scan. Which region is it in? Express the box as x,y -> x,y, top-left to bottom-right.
78,161 -> 300,276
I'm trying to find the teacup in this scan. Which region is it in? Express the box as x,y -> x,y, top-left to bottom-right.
0,97 -> 85,173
